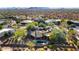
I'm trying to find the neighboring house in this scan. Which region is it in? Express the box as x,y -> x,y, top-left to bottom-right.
3,24 -> 11,28
0,19 -> 12,28
27,16 -> 32,20
32,18 -> 45,23
20,20 -> 33,26
73,26 -> 79,31
30,30 -> 43,38
0,20 -> 5,25
12,15 -> 27,20
32,18 -> 41,21
67,20 -> 79,26
29,26 -> 52,39
45,19 -> 61,25
0,28 -> 15,38
11,20 -> 16,26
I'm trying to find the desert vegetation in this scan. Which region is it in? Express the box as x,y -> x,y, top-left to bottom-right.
0,7 -> 79,51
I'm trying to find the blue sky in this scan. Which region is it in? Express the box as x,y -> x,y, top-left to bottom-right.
0,0 -> 79,8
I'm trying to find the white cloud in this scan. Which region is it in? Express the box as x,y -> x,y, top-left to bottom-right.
0,0 -> 79,8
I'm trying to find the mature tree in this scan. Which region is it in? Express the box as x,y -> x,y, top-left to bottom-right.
16,19 -> 21,24
38,23 -> 46,27
32,22 -> 38,26
49,28 -> 66,43
13,28 -> 27,42
61,19 -> 68,28
0,24 -> 3,30
47,22 -> 55,27
26,23 -> 35,31
26,22 -> 38,31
